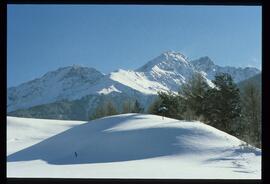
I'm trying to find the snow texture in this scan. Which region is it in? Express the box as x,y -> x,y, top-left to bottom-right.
7,114 -> 261,179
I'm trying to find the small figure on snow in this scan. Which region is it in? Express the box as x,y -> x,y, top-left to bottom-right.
74,151 -> 78,158
158,106 -> 168,120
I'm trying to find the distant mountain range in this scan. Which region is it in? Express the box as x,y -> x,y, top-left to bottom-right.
237,73 -> 262,93
7,51 -> 260,120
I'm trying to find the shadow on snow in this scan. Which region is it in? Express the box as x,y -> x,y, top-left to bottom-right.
7,114 -> 261,166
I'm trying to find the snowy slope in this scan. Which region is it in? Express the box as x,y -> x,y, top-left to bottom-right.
7,65 -> 104,112
7,51 -> 260,114
93,51 -> 215,95
7,114 -> 261,179
191,56 -> 260,82
7,116 -> 86,155
136,51 -> 209,92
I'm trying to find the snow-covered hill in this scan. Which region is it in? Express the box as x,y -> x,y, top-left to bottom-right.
7,116 -> 86,155
7,51 -> 260,116
7,114 -> 261,178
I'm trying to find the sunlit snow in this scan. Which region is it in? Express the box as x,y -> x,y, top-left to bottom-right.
7,114 -> 261,179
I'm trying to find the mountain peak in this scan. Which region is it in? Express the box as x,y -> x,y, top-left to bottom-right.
57,64 -> 93,72
191,56 -> 260,82
71,64 -> 83,68
43,65 -> 102,79
7,51 -> 261,114
161,50 -> 188,61
137,51 -> 191,72
191,56 -> 215,67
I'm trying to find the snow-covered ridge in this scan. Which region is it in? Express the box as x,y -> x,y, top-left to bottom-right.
7,114 -> 261,178
137,51 -> 192,72
7,51 -> 260,113
108,69 -> 169,94
191,57 -> 260,82
7,66 -> 105,112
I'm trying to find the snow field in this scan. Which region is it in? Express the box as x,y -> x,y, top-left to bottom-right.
7,114 -> 261,178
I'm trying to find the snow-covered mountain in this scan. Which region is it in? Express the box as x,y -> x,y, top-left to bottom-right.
7,114 -> 261,178
7,65 -> 105,112
7,51 -> 260,118
191,56 -> 260,82
136,51 -> 212,92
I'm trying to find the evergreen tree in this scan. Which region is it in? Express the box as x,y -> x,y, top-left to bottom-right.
156,91 -> 184,119
122,100 -> 134,113
179,73 -> 210,120
182,107 -> 197,121
90,101 -> 118,120
241,82 -> 261,147
132,100 -> 144,113
89,103 -> 107,120
147,97 -> 163,115
203,73 -> 241,133
106,101 -> 118,116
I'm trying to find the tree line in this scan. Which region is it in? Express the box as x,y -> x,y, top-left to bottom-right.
89,99 -> 144,120
147,73 -> 261,148
89,72 -> 261,148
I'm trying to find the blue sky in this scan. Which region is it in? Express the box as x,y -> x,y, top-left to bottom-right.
7,5 -> 261,87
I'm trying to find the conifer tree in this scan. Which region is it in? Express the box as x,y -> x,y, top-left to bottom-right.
122,100 -> 134,113
90,101 -> 118,120
147,97 -> 163,115
203,73 -> 241,133
132,100 -> 144,113
241,82 -> 261,147
89,103 -> 107,120
179,73 -> 210,120
106,101 -> 118,116
156,91 -> 184,119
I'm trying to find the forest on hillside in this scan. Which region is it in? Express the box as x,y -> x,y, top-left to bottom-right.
91,73 -> 261,148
